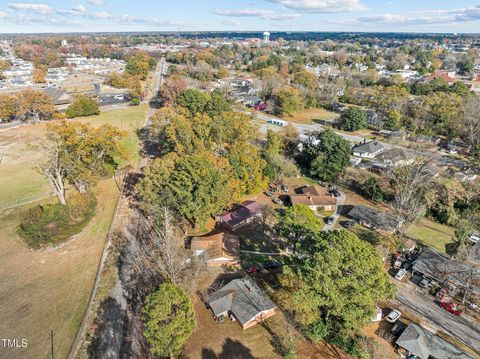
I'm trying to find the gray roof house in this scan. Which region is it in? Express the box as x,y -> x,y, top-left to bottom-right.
348,205 -> 401,232
373,148 -> 415,168
206,278 -> 277,329
43,88 -> 72,106
396,323 -> 474,359
352,141 -> 385,158
412,248 -> 480,295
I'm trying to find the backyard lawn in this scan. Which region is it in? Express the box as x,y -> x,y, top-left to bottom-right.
405,218 -> 456,254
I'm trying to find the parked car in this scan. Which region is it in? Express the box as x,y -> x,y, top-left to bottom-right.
342,220 -> 356,228
326,216 -> 335,225
282,184 -> 289,192
440,302 -> 462,316
273,198 -> 283,205
263,261 -> 282,270
246,266 -> 261,274
419,278 -> 430,289
329,188 -> 341,197
265,191 -> 274,197
385,309 -> 401,323
395,269 -> 406,280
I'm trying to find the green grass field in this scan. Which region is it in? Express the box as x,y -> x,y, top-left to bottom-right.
405,218 -> 456,254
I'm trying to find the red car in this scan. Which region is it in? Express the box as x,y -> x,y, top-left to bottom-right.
246,266 -> 261,274
440,302 -> 462,316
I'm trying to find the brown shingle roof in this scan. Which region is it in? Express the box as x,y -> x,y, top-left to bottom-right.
289,186 -> 337,207
191,232 -> 240,261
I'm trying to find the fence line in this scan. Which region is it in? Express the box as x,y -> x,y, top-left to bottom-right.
0,192 -> 53,211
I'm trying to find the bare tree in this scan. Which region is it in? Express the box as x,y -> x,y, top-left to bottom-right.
387,155 -> 433,231
35,138 -> 67,205
461,95 -> 480,149
130,208 -> 204,294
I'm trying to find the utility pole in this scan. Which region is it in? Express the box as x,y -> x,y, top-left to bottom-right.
49,329 -> 55,359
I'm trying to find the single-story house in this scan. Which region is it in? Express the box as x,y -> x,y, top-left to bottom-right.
379,130 -> 408,141
288,185 -> 337,212
352,141 -> 385,158
411,134 -> 441,145
191,232 -> 240,267
412,248 -> 480,296
396,323 -> 474,359
206,277 -> 277,330
43,87 -> 72,106
373,148 -> 415,168
215,201 -> 262,231
348,205 -> 401,232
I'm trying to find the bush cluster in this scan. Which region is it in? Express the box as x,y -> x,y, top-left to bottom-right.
19,192 -> 97,249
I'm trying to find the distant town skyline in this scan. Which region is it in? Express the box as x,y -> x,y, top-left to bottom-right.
1,1 -> 480,33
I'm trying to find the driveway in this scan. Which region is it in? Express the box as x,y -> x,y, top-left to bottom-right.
322,190 -> 346,232
394,280 -> 480,354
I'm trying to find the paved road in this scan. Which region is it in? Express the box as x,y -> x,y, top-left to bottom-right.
394,281 -> 480,354
250,111 -> 468,169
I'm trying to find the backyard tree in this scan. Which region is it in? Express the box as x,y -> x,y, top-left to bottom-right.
277,229 -> 395,336
305,129 -> 351,183
136,153 -> 237,228
363,177 -> 384,203
142,283 -> 196,358
338,107 -> 367,132
275,204 -> 323,252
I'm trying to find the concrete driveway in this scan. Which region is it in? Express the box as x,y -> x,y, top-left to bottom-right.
322,189 -> 346,232
394,280 -> 480,354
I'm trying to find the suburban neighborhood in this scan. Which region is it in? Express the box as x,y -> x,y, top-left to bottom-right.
1,2 -> 480,359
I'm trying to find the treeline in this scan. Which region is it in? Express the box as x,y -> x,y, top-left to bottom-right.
106,50 -> 157,101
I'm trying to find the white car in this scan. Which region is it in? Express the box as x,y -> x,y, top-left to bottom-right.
395,268 -> 406,280
386,309 -> 401,323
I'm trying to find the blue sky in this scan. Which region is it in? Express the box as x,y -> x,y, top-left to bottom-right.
1,1 -> 480,33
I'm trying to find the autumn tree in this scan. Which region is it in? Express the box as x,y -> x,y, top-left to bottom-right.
175,89 -> 210,116
227,142 -> 267,195
0,94 -> 19,121
142,283 -> 196,359
274,85 -> 304,116
160,76 -> 188,105
38,121 -> 126,201
32,66 -> 47,83
17,90 -> 55,121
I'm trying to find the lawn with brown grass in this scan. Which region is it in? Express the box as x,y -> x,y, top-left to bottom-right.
0,178 -> 119,359
0,105 -> 145,359
285,108 -> 338,125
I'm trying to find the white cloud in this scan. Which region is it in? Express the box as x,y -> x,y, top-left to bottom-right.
87,11 -> 111,19
214,8 -> 300,21
221,19 -> 240,26
265,0 -> 367,13
0,11 -> 8,18
7,3 -> 51,14
72,4 -> 86,13
88,0 -> 104,6
214,9 -> 274,17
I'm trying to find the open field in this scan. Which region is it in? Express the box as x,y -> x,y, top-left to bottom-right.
0,105 -> 146,207
405,218 -> 455,254
0,105 -> 145,358
0,178 -> 119,359
285,107 -> 338,125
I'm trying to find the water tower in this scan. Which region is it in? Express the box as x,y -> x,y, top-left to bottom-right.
263,31 -> 270,44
